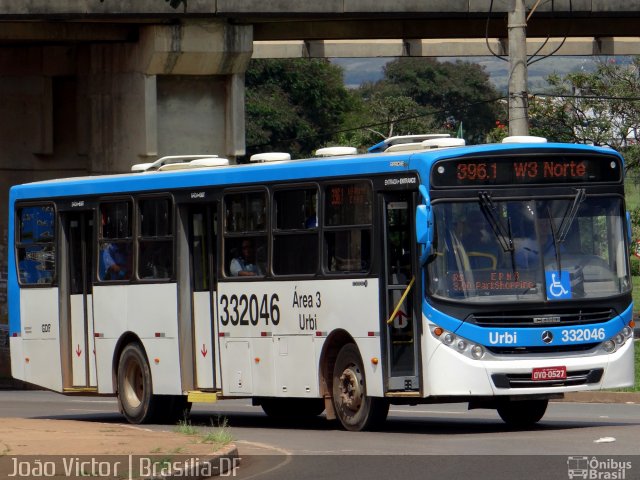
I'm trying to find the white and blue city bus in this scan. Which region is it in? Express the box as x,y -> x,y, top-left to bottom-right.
8,135 -> 634,431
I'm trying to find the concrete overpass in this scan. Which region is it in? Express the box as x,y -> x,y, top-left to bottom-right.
3,2 -> 640,57
1,0 -> 640,368
0,2 -> 638,172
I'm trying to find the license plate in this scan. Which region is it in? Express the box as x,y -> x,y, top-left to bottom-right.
532,366 -> 567,381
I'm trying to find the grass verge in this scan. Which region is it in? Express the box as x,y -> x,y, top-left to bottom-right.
174,417 -> 233,449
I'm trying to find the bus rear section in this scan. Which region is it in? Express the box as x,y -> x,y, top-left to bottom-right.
420,144 -> 634,426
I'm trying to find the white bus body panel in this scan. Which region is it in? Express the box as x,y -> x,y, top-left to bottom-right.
222,341 -> 253,394
9,336 -> 24,382
193,290 -> 215,389
600,340 -> 635,388
18,288 -> 62,391
217,279 -> 383,398
93,283 -> 181,395
93,284 -> 179,339
350,337 -> 384,397
250,338 -> 276,394
95,337 -> 117,394
274,335 -> 317,397
70,293 -> 96,387
423,317 -> 635,396
140,338 -> 182,395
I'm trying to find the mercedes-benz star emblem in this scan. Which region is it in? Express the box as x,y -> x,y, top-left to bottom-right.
541,331 -> 553,344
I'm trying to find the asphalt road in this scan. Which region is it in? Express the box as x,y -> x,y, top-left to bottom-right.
1,391 -> 639,480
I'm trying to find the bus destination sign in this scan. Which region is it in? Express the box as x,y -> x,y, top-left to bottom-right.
432,155 -> 621,187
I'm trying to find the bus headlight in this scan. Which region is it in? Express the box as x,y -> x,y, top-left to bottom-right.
430,326 -> 486,360
602,325 -> 634,353
443,333 -> 455,345
470,345 -> 485,359
602,340 -> 616,353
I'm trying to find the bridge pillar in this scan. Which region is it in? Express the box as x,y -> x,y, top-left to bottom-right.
0,20 -> 252,369
87,20 -> 253,172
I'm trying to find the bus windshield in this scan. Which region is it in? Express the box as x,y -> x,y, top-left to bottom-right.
427,196 -> 630,303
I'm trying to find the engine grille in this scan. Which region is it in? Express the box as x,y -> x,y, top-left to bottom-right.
492,368 -> 603,389
469,308 -> 614,328
487,343 -> 599,355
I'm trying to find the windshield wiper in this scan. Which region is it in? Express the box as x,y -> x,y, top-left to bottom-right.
478,191 -> 514,253
546,206 -> 562,271
557,188 -> 586,243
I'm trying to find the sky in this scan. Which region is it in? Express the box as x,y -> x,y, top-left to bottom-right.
331,56 -> 602,92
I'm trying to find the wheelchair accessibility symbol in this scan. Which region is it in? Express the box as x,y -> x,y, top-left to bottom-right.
545,270 -> 572,300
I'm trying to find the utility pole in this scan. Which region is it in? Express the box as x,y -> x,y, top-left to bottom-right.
508,0 -> 529,136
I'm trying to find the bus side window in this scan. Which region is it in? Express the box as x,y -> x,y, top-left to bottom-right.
324,182 -> 372,273
16,204 -> 56,285
224,191 -> 267,278
138,197 -> 173,280
99,201 -> 133,281
273,188 -> 319,275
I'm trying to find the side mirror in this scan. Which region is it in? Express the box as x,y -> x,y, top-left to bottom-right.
626,211 -> 632,245
416,196 -> 433,264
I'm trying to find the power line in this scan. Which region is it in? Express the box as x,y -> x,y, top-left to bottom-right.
532,93 -> 640,101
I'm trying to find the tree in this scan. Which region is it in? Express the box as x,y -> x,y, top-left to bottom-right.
373,58 -> 503,143
337,86 -> 439,148
530,57 -> 640,149
245,58 -> 503,154
245,59 -> 352,158
529,58 -> 640,249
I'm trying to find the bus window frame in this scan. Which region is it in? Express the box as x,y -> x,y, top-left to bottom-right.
14,201 -> 58,288
97,196 -> 134,284
136,193 -> 176,283
322,179 -> 374,276
271,183 -> 321,278
222,186 -> 269,280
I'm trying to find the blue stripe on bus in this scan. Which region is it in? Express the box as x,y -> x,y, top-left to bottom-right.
425,300 -> 632,347
9,142 -> 620,200
10,155 -> 409,199
8,199 -> 20,336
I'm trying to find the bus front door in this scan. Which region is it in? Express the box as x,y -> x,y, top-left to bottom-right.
188,204 -> 218,390
382,192 -> 420,392
62,211 -> 97,389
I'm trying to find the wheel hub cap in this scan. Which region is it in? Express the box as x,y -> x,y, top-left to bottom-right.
123,361 -> 143,408
339,365 -> 363,412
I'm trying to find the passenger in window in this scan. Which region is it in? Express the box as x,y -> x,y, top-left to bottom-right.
100,242 -> 131,280
230,239 -> 262,277
140,242 -> 172,279
304,204 -> 318,228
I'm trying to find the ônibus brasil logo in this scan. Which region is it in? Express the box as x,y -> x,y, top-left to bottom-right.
567,456 -> 632,479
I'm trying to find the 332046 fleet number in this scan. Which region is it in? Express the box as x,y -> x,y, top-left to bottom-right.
561,328 -> 605,342
219,293 -> 280,326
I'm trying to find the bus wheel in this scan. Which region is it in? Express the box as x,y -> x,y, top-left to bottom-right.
261,398 -> 325,419
117,343 -> 157,424
332,344 -> 389,431
497,399 -> 548,428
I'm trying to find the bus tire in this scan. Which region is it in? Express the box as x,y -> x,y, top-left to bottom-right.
332,343 -> 389,431
117,343 -> 158,424
497,399 -> 548,428
261,398 -> 325,419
